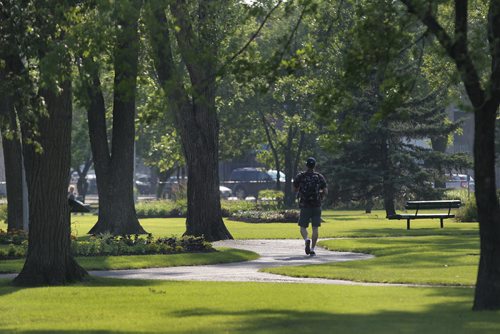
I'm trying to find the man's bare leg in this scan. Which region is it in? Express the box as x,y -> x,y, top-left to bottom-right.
300,227 -> 308,240
300,227 -> 311,254
311,227 -> 319,249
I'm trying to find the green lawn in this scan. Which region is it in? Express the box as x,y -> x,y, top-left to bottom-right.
70,210 -> 478,239
0,248 -> 258,273
1,210 -> 497,333
0,277 -> 498,333
264,235 -> 479,286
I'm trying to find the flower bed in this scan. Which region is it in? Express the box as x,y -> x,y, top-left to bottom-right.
0,234 -> 213,260
136,199 -> 259,218
229,210 -> 299,223
0,229 -> 28,245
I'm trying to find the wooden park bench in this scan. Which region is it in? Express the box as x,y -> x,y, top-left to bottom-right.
387,200 -> 461,230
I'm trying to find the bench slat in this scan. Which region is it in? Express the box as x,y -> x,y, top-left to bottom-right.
388,214 -> 455,220
405,200 -> 461,209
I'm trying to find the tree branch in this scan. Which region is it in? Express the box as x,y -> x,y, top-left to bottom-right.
145,0 -> 190,131
170,0 -> 205,88
217,0 -> 284,77
79,56 -> 111,165
274,5 -> 306,69
400,0 -> 485,108
454,0 -> 468,53
260,110 -> 280,174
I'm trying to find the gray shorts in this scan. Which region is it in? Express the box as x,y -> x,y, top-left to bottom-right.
298,207 -> 322,228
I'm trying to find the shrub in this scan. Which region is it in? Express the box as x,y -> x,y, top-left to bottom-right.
0,229 -> 28,245
443,189 -> 477,222
257,190 -> 284,210
444,189 -> 474,205
0,242 -> 27,259
220,200 -> 258,217
136,199 -> 261,218
71,234 -> 213,257
455,198 -> 478,222
1,234 -> 213,260
135,200 -> 187,218
230,210 -> 299,223
0,204 -> 7,224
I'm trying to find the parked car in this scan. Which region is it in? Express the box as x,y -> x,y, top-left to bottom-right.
135,174 -> 155,194
222,167 -> 281,199
445,174 -> 475,191
159,176 -> 232,199
219,185 -> 233,199
267,170 -> 286,183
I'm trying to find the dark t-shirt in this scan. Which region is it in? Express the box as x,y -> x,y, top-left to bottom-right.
293,171 -> 327,208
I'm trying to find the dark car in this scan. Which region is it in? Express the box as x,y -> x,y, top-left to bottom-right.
135,174 -> 155,194
222,167 -> 279,199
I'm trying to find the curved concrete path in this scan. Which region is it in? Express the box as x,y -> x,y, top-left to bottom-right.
88,239 -> 384,285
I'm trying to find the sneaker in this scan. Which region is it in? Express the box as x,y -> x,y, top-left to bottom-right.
309,250 -> 316,256
305,239 -> 311,255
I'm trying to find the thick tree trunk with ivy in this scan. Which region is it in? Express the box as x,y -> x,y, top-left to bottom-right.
14,79 -> 87,286
147,0 -> 232,241
86,0 -> 146,235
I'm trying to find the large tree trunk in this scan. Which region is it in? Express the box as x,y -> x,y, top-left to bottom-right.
472,101 -> 500,310
260,111 -> 282,192
14,79 -> 87,286
183,99 -> 231,240
382,181 -> 396,217
283,132 -> 295,208
0,82 -> 24,231
87,0 -> 146,235
146,1 -> 232,241
75,158 -> 92,202
156,169 -> 171,199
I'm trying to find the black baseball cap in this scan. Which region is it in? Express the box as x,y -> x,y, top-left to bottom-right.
306,157 -> 316,168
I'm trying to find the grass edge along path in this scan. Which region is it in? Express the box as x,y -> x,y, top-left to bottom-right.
0,247 -> 259,274
0,277 -> 498,333
263,235 -> 479,286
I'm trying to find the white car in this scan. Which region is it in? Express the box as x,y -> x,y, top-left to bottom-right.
446,174 -> 475,191
267,170 -> 286,183
219,185 -> 233,199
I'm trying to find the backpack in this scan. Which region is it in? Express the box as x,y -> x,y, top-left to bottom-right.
299,172 -> 321,204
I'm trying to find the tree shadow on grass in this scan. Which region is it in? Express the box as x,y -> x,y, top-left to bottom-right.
167,291 -> 500,334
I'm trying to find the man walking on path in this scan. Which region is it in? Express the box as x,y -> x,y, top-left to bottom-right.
293,157 -> 328,256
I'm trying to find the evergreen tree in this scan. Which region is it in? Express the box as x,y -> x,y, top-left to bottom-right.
318,0 -> 469,216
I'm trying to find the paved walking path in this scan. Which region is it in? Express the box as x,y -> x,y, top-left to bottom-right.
87,239 -> 391,285
0,239 -> 471,287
